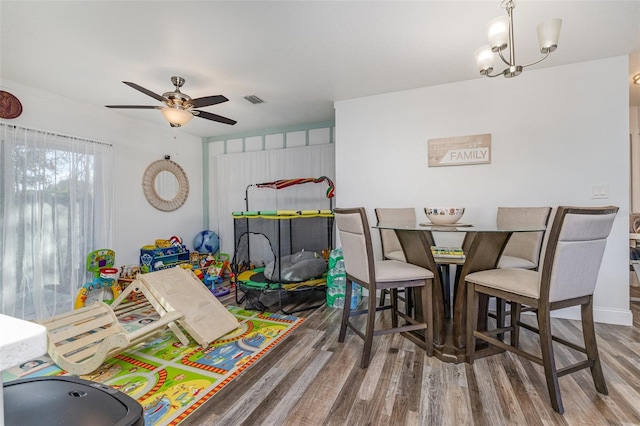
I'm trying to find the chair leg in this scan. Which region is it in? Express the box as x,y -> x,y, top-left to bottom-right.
405,287 -> 413,317
538,307 -> 564,414
390,288 -> 398,328
496,297 -> 506,341
361,286 -> 377,368
338,279 -> 353,343
581,298 -> 608,395
379,289 -> 387,307
465,282 -> 479,364
510,301 -> 521,348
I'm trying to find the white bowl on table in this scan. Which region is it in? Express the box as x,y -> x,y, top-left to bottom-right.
424,207 -> 465,225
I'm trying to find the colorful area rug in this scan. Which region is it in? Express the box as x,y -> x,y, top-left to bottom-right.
2,306 -> 304,426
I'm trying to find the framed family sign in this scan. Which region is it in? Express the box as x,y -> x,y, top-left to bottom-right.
427,133 -> 491,167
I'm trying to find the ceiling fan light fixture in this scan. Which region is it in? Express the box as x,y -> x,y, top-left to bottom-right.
106,77 -> 236,126
161,107 -> 193,127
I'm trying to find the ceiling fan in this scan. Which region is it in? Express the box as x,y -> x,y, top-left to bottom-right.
105,76 -> 237,127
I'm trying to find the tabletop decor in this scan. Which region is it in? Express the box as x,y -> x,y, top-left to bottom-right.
424,207 -> 465,225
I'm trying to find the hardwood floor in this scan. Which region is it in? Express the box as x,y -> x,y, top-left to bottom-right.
183,287 -> 640,425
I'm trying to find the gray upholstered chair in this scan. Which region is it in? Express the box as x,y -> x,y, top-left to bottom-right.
374,208 -> 416,307
493,207 -> 552,327
335,207 -> 434,368
466,206 -> 618,414
497,206 -> 552,269
374,207 -> 416,262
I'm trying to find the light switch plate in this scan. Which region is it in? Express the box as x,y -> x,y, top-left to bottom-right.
591,184 -> 609,199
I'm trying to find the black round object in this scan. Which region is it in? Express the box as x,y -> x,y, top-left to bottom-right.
4,376 -> 144,426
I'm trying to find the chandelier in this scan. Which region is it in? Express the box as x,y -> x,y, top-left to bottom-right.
475,0 -> 562,78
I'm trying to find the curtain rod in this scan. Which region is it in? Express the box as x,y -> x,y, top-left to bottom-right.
0,122 -> 113,147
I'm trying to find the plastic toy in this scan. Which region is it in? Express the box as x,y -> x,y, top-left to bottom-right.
140,238 -> 190,272
74,249 -> 122,309
204,273 -> 229,297
155,239 -> 172,248
119,264 -> 140,280
204,253 -> 232,297
210,253 -> 231,279
199,253 -> 216,269
193,230 -> 220,254
118,264 -> 140,303
193,269 -> 205,281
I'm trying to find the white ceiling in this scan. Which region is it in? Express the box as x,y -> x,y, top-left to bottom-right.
2,1 -> 640,139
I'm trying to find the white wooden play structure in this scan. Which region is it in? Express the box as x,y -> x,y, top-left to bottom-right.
38,267 -> 239,375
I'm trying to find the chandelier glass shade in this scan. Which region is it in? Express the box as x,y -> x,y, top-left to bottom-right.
161,107 -> 193,127
475,0 -> 562,78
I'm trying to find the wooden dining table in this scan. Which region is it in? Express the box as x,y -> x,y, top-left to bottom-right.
374,221 -> 545,363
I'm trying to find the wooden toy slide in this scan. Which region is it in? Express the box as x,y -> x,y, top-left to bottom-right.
127,267 -> 239,347
37,301 -> 184,375
38,267 -> 238,375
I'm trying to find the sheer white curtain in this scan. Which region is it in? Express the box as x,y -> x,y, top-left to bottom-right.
1,124 -> 114,319
214,144 -> 335,256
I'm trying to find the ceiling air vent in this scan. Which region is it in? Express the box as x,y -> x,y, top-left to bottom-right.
244,95 -> 264,104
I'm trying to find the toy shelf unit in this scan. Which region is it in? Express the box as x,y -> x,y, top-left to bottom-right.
232,177 -> 335,314
140,244 -> 190,273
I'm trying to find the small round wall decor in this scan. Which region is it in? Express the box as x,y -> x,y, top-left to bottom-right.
142,159 -> 190,212
0,91 -> 23,119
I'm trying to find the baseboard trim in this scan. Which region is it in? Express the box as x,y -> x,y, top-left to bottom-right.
491,300 -> 634,327
550,306 -> 633,326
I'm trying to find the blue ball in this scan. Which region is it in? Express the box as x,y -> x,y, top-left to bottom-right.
193,230 -> 220,254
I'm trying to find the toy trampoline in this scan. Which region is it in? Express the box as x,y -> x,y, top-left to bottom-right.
231,177 -> 335,314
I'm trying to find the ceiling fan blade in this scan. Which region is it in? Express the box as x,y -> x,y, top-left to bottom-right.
123,81 -> 165,102
194,110 -> 237,125
189,95 -> 228,108
105,105 -> 160,109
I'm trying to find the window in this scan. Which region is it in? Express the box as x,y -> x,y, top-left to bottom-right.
1,124 -> 114,319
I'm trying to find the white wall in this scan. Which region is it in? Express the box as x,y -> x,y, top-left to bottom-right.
210,144 -> 335,256
1,79 -> 204,266
204,124 -> 335,255
335,56 -> 631,325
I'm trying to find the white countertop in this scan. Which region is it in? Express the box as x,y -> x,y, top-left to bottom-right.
0,314 -> 47,426
0,314 -> 47,371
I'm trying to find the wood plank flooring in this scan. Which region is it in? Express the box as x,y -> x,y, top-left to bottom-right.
182,287 -> 640,425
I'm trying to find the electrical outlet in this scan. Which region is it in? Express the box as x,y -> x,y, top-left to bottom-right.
591,184 -> 609,199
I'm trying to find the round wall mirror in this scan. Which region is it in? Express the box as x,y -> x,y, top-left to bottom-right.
155,170 -> 180,200
142,159 -> 189,211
